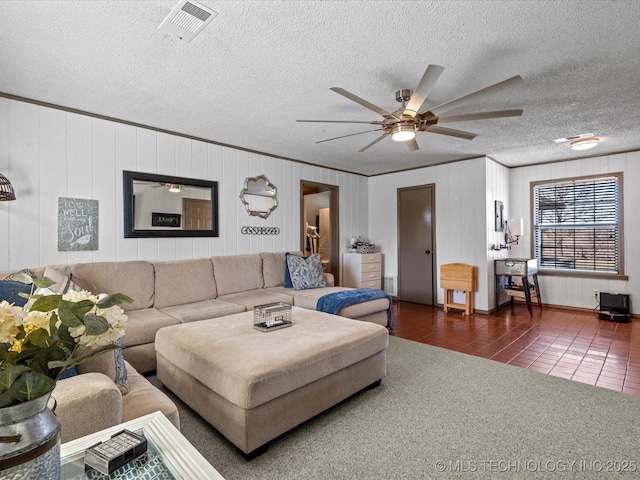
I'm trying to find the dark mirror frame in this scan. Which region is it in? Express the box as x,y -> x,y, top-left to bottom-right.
123,170 -> 219,238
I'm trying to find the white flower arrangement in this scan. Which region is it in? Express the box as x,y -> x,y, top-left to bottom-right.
0,274 -> 132,407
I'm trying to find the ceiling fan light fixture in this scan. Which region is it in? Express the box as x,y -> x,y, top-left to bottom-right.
391,124 -> 416,142
570,137 -> 600,151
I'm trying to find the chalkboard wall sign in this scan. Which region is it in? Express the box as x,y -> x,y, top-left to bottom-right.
152,213 -> 181,228
58,197 -> 99,251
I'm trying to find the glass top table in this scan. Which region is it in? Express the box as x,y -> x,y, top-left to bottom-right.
60,411 -> 224,480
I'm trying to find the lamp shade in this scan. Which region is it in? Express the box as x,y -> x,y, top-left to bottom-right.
509,218 -> 524,237
0,173 -> 16,201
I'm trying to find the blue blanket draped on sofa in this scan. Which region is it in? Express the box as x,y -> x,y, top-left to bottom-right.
316,288 -> 394,330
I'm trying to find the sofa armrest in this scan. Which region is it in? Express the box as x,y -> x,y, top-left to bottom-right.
324,272 -> 335,287
52,372 -> 123,443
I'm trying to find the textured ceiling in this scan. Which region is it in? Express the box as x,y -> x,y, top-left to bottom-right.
1,1 -> 639,176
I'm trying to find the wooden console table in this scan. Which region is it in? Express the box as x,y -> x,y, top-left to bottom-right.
494,258 -> 542,316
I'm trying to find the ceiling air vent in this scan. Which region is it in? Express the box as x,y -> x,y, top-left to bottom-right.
157,0 -> 218,43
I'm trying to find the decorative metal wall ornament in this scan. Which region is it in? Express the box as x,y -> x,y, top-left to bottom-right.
241,226 -> 280,235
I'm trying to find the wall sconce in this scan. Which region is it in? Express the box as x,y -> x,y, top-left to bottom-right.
491,218 -> 523,250
504,218 -> 523,247
0,173 -> 16,201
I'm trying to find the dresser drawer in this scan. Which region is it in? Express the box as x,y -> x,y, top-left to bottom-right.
361,271 -> 381,281
360,262 -> 381,274
342,252 -> 383,289
360,279 -> 381,289
360,253 -> 381,264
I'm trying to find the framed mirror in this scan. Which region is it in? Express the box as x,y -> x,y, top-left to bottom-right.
123,170 -> 219,238
240,175 -> 278,219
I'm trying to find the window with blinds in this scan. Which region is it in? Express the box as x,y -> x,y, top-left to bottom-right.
532,174 -> 621,274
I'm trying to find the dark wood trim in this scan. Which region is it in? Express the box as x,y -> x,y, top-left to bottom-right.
5,91 -> 638,178
0,91 -> 364,178
529,171 -> 625,276
300,180 -> 340,285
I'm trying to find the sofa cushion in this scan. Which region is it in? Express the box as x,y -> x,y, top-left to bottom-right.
260,252 -> 286,288
217,290 -> 294,310
76,339 -> 129,395
286,253 -> 327,290
211,254 -> 263,296
70,261 -> 154,311
261,251 -> 304,288
153,259 -> 217,309
284,286 -> 351,310
159,299 -> 245,323
121,361 -> 180,429
269,285 -> 390,322
53,373 -> 123,443
120,308 -> 180,347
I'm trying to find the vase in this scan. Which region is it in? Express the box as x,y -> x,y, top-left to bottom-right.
0,393 -> 61,480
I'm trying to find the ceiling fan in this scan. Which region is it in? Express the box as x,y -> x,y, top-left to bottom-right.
297,65 -> 524,152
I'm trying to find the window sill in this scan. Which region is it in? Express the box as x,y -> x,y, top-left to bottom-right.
537,270 -> 628,281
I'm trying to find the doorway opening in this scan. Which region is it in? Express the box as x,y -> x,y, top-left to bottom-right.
301,181 -> 340,285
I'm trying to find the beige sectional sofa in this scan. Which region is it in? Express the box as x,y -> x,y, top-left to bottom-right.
69,251 -> 391,374
9,251 -> 390,443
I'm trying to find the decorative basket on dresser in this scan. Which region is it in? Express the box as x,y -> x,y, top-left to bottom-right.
342,253 -> 382,289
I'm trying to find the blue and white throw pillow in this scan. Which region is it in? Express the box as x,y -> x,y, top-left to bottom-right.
286,253 -> 327,291
284,252 -> 298,288
0,278 -> 32,306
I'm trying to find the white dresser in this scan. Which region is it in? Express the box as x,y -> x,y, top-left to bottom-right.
342,252 -> 382,289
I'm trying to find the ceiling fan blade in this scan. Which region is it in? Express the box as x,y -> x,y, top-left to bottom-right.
358,133 -> 389,152
428,75 -> 524,117
297,119 -> 385,125
316,128 -> 383,144
330,87 -> 396,118
425,125 -> 478,140
406,137 -> 420,152
436,109 -> 524,123
403,64 -> 445,118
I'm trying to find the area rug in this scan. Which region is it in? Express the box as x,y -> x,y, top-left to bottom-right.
148,336 -> 640,479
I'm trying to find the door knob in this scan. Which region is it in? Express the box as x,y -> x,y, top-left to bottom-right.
425,250 -> 431,254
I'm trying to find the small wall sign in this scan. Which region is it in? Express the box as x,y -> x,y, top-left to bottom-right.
151,212 -> 181,228
58,197 -> 99,251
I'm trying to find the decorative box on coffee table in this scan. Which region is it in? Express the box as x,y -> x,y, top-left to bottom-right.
253,302 -> 292,332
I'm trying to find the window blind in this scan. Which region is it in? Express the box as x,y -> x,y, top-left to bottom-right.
533,175 -> 619,273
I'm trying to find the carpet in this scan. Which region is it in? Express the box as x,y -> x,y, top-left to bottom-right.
148,336 -> 640,479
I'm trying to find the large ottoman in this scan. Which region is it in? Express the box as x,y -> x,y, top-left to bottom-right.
155,307 -> 388,457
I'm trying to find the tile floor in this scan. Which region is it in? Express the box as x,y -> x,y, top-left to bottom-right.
389,300 -> 640,397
